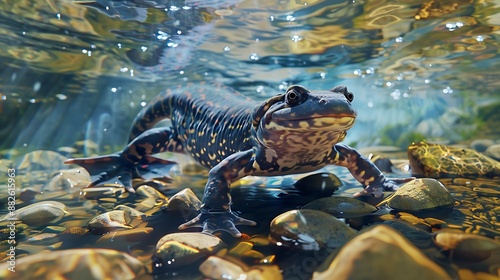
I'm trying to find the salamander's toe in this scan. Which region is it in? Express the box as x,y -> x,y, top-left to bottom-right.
178,210 -> 256,237
202,218 -> 242,237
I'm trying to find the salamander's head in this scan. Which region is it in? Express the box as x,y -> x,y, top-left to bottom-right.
252,85 -> 356,147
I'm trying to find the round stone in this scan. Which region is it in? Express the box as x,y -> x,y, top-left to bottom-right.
0,248 -> 145,279
484,144 -> 500,161
16,150 -> 67,172
434,230 -> 500,261
114,205 -> 145,218
313,225 -> 452,280
153,232 -> 224,274
294,173 -> 342,196
199,256 -> 283,280
269,209 -> 356,250
1,201 -> 68,226
385,178 -> 455,211
166,188 -> 202,220
44,168 -> 91,192
302,196 -> 377,218
87,210 -> 133,234
135,184 -> 168,199
470,139 -> 494,153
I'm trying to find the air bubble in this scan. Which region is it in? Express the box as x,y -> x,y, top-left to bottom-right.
443,86 -> 453,94
291,34 -> 302,42
249,53 -> 259,60
157,31 -> 169,41
56,94 -> 67,100
33,81 -> 41,92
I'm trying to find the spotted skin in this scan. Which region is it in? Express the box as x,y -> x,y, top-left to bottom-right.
65,83 -> 411,236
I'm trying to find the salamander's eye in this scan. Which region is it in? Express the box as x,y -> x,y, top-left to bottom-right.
331,85 -> 354,102
285,85 -> 307,106
344,90 -> 354,102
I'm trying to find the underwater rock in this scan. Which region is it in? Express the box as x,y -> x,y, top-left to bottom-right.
135,184 -> 168,200
199,256 -> 283,280
42,226 -> 67,234
26,233 -> 59,245
153,232 -> 225,274
473,184 -> 500,196
16,150 -> 67,173
302,196 -> 377,218
0,159 -> 13,173
227,241 -> 266,261
1,201 -> 68,226
382,178 -> 455,212
484,144 -> 500,161
433,230 -> 500,262
372,156 -> 394,173
43,168 -> 91,192
313,225 -> 451,280
114,205 -> 145,218
166,188 -> 202,220
0,248 -> 145,279
470,139 -> 495,153
87,210 -> 133,234
269,209 -> 356,250
81,186 -> 125,199
96,227 -> 154,248
408,142 -> 500,178
294,173 -> 342,196
19,188 -> 40,202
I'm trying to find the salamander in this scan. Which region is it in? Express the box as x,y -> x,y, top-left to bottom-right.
65,83 -> 411,236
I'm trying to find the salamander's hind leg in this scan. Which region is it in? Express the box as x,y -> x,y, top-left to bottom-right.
65,127 -> 183,192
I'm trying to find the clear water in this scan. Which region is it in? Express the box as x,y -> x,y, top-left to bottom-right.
2,0 -> 499,152
1,0 -> 499,279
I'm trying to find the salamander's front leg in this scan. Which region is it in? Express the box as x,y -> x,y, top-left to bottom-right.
178,149 -> 257,237
329,143 -> 414,197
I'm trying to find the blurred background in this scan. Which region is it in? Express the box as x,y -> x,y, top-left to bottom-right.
1,0 -> 499,155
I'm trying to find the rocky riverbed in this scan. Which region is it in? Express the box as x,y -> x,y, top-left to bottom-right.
0,141 -> 499,279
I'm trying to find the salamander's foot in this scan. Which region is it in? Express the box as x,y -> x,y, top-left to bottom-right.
65,153 -> 137,192
353,177 -> 415,198
178,209 -> 256,237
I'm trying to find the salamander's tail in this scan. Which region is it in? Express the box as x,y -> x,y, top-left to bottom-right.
128,90 -> 174,142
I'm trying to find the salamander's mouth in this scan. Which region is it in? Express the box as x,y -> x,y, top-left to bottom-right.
266,115 -> 356,131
